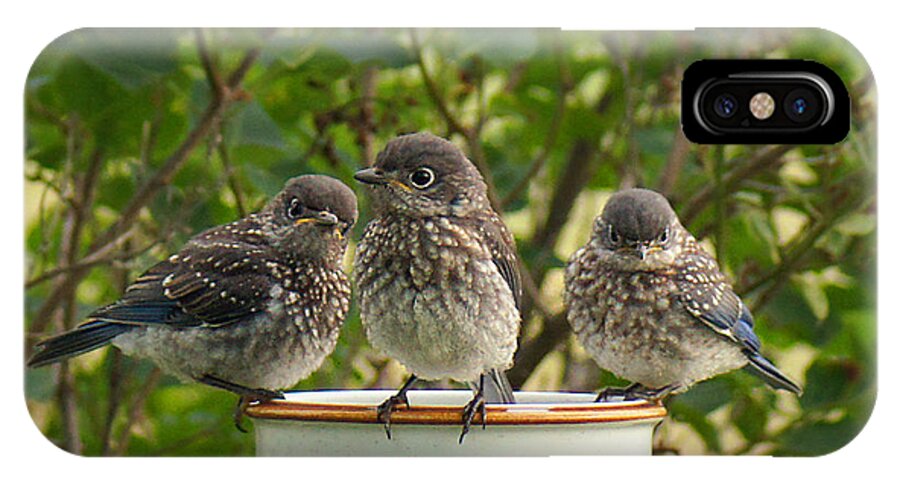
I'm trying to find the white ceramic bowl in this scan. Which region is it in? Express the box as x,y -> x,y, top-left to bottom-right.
247,390 -> 665,456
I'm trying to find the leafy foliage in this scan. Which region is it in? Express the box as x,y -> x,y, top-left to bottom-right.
24,28 -> 875,456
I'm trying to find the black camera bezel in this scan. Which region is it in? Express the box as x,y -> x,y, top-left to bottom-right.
682,60 -> 849,144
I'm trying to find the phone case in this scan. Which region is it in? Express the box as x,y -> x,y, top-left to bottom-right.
23,28 -> 875,456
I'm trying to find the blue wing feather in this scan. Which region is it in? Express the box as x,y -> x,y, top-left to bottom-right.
674,247 -> 801,394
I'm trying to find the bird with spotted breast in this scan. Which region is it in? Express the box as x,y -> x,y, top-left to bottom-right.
354,132 -> 520,443
565,188 -> 802,401
28,175 -> 358,430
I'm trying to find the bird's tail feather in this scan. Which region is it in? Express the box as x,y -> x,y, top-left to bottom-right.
28,321 -> 129,368
480,368 -> 516,404
743,351 -> 803,395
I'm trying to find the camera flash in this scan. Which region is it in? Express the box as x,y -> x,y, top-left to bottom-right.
750,92 -> 775,120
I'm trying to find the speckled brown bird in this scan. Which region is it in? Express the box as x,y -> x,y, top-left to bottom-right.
28,175 -> 358,429
565,188 -> 801,401
353,132 -> 520,443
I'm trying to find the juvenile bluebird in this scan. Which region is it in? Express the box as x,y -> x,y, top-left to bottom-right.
28,175 -> 358,429
353,132 -> 520,443
564,188 -> 801,401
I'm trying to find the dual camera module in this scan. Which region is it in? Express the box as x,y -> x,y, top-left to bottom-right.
706,82 -> 826,126
682,60 -> 849,144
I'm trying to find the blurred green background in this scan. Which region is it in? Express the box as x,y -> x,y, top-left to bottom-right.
23,28 -> 875,456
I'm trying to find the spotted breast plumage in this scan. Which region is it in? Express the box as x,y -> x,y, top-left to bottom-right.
353,132 -> 520,443
28,175 -> 358,428
564,188 -> 801,401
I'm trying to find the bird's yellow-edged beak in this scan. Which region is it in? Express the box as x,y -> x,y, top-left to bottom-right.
354,168 -> 412,192
388,179 -> 412,192
295,211 -> 339,227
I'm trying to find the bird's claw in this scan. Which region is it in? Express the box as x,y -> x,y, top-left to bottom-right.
376,392 -> 409,440
459,390 -> 486,444
234,388 -> 284,433
595,383 -> 678,404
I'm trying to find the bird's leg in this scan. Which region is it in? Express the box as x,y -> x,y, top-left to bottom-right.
596,382 -> 679,403
376,374 -> 418,440
595,385 -> 630,402
635,383 -> 680,402
459,374 -> 487,444
197,374 -> 285,433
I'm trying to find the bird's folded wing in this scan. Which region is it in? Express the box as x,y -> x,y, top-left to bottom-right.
479,216 -> 523,309
89,243 -> 277,328
674,251 -> 762,352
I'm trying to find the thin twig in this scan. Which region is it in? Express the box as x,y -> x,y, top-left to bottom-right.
113,367 -> 162,455
410,29 -> 466,136
25,235 -> 154,290
101,244 -> 132,455
52,148 -> 105,453
509,312 -> 571,387
195,29 -> 224,98
217,137 -> 247,217
517,260 -> 553,319
56,362 -> 83,453
101,349 -> 124,455
681,145 -> 794,225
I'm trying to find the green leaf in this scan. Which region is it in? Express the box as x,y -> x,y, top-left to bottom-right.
227,101 -> 287,151
730,395 -> 769,444
672,377 -> 733,413
776,417 -> 863,456
799,357 -> 860,411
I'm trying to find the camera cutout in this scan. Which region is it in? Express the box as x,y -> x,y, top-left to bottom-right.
682,60 -> 849,144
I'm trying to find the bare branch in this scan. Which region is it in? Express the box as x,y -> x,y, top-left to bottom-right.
531,140 -> 600,254
195,29 -> 225,98
355,65 -> 379,167
56,362 -> 83,454
410,29 -> 467,136
509,312 -> 571,387
656,128 -> 692,196
101,255 -> 131,455
101,350 -> 124,455
502,36 -> 572,208
114,367 -> 162,455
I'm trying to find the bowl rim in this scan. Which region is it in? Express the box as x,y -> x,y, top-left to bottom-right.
245,389 -> 667,425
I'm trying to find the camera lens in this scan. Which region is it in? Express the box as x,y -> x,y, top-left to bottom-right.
784,88 -> 819,123
791,98 -> 808,116
713,94 -> 738,118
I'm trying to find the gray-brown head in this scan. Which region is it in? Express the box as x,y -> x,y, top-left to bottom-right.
354,132 -> 490,218
592,188 -> 684,269
264,175 -> 358,257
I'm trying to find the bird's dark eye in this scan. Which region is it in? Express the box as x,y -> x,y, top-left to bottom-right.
409,167 -> 436,189
607,225 -> 620,244
286,198 -> 304,219
659,227 -> 670,244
